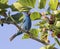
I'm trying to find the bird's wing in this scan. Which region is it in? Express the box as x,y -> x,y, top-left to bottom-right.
23,18 -> 26,23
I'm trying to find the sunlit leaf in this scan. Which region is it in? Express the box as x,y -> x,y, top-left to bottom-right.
44,23 -> 49,28
30,29 -> 39,37
30,12 -> 41,20
49,0 -> 58,10
46,43 -> 56,49
11,2 -> 31,12
22,33 -> 30,39
53,10 -> 59,15
39,0 -> 47,9
0,0 -> 8,4
40,46 -> 46,49
18,0 -> 36,8
10,2 -> 23,11
40,43 -> 55,49
35,21 -> 46,28
56,21 -> 60,28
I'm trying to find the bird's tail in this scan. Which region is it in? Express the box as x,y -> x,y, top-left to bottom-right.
9,31 -> 22,41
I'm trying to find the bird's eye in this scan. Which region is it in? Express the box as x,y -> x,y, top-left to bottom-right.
28,14 -> 30,16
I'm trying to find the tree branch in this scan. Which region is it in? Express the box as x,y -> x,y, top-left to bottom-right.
6,13 -> 49,45
9,19 -> 57,49
10,21 -> 49,45
1,18 -> 13,24
0,15 -> 57,49
1,18 -> 47,45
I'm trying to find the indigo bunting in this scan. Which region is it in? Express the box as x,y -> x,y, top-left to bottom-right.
10,12 -> 31,41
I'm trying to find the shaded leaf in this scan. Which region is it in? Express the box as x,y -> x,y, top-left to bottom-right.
0,20 -> 2,24
7,13 -> 23,23
30,12 -> 41,20
39,0 -> 46,9
54,37 -> 60,46
0,3 -> 10,9
46,7 -> 51,15
11,13 -> 23,23
0,9 -> 7,15
55,13 -> 60,21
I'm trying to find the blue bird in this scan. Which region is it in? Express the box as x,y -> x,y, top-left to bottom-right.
10,12 -> 31,41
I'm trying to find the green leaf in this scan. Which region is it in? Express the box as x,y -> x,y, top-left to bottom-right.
40,46 -> 46,49
0,3 -> 9,9
46,44 -> 55,49
10,2 -> 23,11
0,0 -> 8,4
22,33 -> 30,39
44,23 -> 49,29
35,21 -> 46,28
55,13 -> 60,21
40,43 -> 55,49
7,13 -> 23,23
18,6 -> 32,12
11,2 -> 32,12
46,7 -> 51,15
0,0 -> 9,9
49,0 -> 58,10
39,0 -> 47,9
56,21 -> 60,28
0,20 -> 2,24
53,10 -> 59,15
0,9 -> 7,15
30,12 -> 41,20
30,29 -> 39,37
12,13 -> 23,23
54,37 -> 60,46
18,0 -> 36,8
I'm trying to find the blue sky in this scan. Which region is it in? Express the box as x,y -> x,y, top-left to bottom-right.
0,0 -> 60,49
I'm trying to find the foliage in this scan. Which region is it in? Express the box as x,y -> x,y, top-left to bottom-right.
39,0 -> 47,9
0,0 -> 60,49
49,0 -> 58,10
30,12 -> 41,20
40,43 -> 56,49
